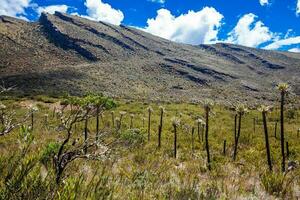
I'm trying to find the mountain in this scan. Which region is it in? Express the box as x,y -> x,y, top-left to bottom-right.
0,12 -> 300,103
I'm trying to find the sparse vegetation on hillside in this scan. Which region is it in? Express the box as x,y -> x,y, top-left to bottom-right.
1,83 -> 300,199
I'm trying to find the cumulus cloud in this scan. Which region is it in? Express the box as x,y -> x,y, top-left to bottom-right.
226,13 -> 273,47
143,7 -> 223,45
288,48 -> 300,53
259,0 -> 269,6
37,5 -> 69,15
297,0 -> 300,16
84,0 -> 124,25
264,36 -> 300,49
0,0 -> 31,19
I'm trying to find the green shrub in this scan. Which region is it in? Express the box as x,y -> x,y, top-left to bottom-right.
260,171 -> 285,196
40,142 -> 60,167
120,129 -> 145,147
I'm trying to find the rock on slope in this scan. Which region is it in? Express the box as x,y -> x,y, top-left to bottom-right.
0,12 -> 300,103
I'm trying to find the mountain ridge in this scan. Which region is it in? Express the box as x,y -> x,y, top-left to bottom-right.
0,12 -> 299,103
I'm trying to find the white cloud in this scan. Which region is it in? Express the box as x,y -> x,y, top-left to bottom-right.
226,13 -> 273,47
264,36 -> 300,49
84,0 -> 124,25
297,0 -> 300,16
288,48 -> 300,53
149,0 -> 165,4
259,0 -> 269,6
143,7 -> 223,45
37,5 -> 69,15
0,0 -> 31,19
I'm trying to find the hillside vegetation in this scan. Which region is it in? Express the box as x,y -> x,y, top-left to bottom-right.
0,88 -> 300,199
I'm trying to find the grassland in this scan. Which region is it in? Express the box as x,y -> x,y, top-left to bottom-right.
0,96 -> 300,199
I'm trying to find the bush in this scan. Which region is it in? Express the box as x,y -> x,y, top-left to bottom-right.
120,129 -> 145,147
40,142 -> 60,167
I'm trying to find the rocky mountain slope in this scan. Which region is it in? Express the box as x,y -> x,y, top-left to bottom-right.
0,12 -> 300,103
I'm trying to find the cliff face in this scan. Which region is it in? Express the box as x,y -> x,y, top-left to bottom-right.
0,12 -> 300,103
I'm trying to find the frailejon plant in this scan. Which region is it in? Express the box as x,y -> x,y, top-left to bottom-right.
130,114 -> 135,129
119,111 -> 127,132
234,114 -> 237,142
196,118 -> 204,142
277,83 -> 289,172
223,140 -> 226,156
147,106 -> 153,141
203,99 -> 214,170
84,111 -> 89,154
88,94 -> 116,141
28,104 -> 38,131
286,141 -> 290,159
158,106 -> 165,148
115,117 -> 120,132
172,117 -> 180,158
233,104 -> 248,161
259,105 -> 273,171
191,127 -> 195,153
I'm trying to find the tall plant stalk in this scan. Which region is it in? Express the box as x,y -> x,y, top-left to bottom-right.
260,105 -> 272,171
147,107 -> 153,141
233,104 -> 248,161
204,100 -> 213,170
277,83 -> 289,172
274,121 -> 278,139
130,114 -> 134,129
191,127 -> 195,153
158,106 -> 164,148
172,117 -> 180,158
96,106 -> 100,141
84,115 -> 88,154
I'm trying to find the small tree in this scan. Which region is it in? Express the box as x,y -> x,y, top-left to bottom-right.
277,83 -> 289,172
203,100 -> 214,170
259,105 -> 273,171
54,95 -> 116,184
233,104 -> 248,161
0,103 -> 33,137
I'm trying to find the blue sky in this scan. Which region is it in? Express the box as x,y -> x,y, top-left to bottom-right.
1,0 -> 300,52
